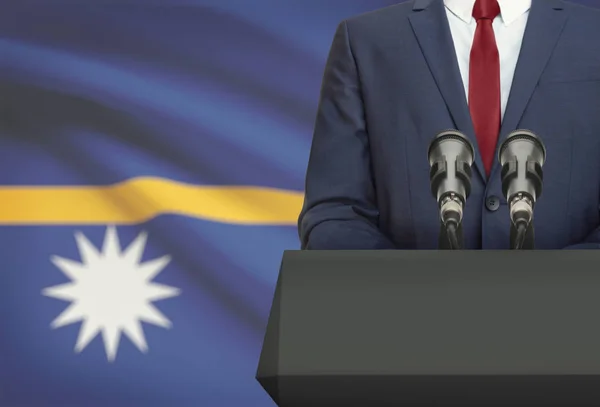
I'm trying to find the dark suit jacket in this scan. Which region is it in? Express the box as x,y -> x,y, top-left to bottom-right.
299,0 -> 600,250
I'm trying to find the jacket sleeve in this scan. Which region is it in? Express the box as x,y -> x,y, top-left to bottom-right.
298,20 -> 395,250
562,227 -> 600,249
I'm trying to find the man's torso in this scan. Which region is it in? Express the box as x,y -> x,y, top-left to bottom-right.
345,0 -> 600,249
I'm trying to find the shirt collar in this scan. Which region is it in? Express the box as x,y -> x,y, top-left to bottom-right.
444,0 -> 531,26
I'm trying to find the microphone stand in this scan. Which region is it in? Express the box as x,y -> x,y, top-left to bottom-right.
439,221 -> 464,250
508,194 -> 536,250
510,222 -> 535,250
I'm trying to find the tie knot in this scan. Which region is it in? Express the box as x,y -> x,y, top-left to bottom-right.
472,0 -> 501,21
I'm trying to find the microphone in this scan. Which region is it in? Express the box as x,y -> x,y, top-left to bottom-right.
428,130 -> 475,249
498,129 -> 546,250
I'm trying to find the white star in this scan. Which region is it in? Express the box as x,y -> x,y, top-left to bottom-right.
42,226 -> 181,362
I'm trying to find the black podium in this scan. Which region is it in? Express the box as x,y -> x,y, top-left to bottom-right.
256,250 -> 600,406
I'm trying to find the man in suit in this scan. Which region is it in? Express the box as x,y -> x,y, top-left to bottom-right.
298,0 -> 600,250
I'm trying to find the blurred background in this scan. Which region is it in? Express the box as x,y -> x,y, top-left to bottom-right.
0,1 -> 598,406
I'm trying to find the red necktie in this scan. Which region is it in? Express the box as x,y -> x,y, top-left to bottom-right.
469,0 -> 501,176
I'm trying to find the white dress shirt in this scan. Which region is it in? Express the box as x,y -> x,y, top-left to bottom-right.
444,0 -> 531,120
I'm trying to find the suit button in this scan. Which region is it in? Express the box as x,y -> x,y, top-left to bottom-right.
486,196 -> 500,212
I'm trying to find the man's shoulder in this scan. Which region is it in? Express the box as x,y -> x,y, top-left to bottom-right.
341,0 -> 600,26
564,0 -> 600,23
563,0 -> 600,14
560,0 -> 600,42
343,1 -> 416,32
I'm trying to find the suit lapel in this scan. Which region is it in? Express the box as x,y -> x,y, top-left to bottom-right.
409,0 -> 486,180
490,0 -> 569,181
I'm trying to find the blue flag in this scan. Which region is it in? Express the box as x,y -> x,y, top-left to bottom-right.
0,3 -> 312,405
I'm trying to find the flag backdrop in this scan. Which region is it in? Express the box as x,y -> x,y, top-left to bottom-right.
0,1 -> 598,406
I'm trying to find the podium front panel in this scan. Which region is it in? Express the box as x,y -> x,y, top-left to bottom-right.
257,250 -> 600,406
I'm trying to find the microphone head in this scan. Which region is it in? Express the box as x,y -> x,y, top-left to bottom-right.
428,130 -> 475,167
498,129 -> 546,167
428,130 -> 475,205
497,129 -> 546,207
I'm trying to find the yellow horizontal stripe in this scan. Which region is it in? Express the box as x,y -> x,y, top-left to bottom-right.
0,177 -> 304,225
